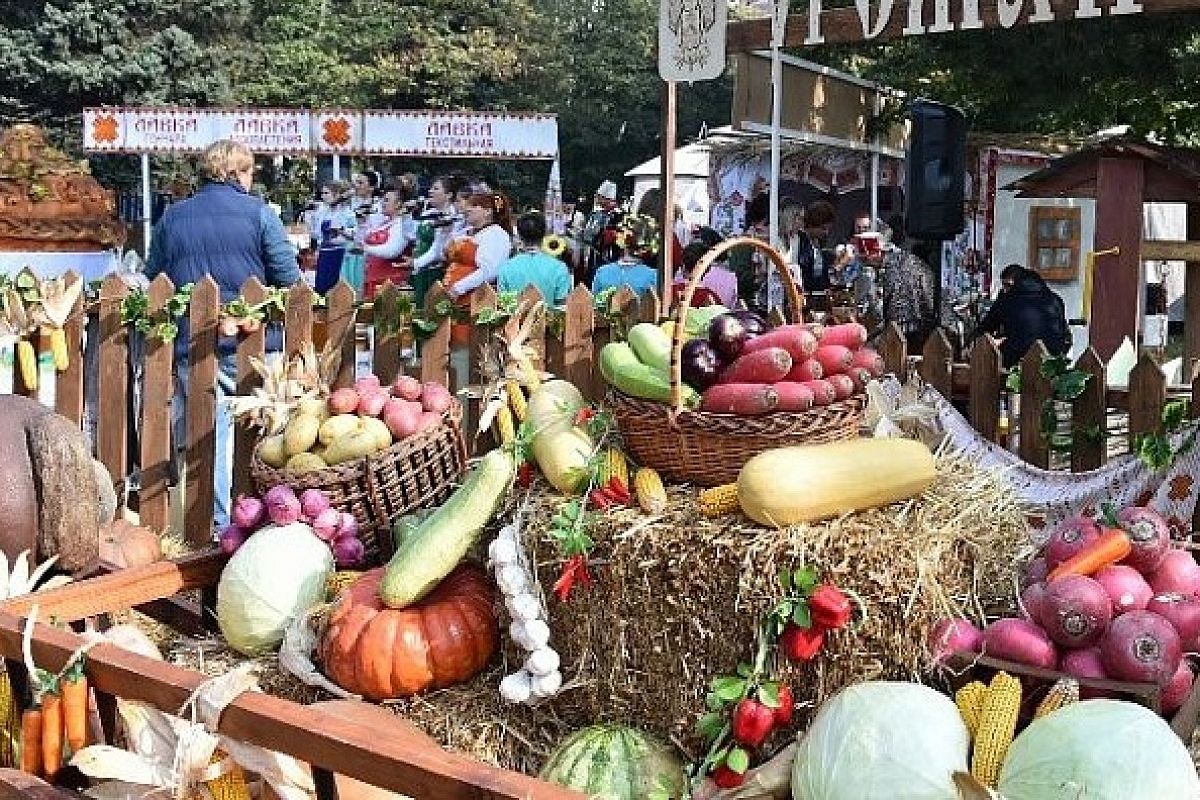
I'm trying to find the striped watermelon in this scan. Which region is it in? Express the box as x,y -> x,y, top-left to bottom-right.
539,724 -> 687,799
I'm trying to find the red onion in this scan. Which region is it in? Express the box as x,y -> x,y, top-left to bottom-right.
1146,549 -> 1200,597
231,495 -> 266,530
1060,647 -> 1112,699
1161,660 -> 1194,716
982,618 -> 1058,669
337,512 -> 358,539
311,508 -> 342,542
332,535 -> 365,568
1147,593 -> 1200,650
299,488 -> 332,521
263,484 -> 302,526
1023,556 -> 1050,588
1043,516 -> 1102,568
1020,582 -> 1049,625
927,618 -> 983,664
218,524 -> 248,555
1117,506 -> 1171,574
1042,575 -> 1113,648
1100,610 -> 1182,684
1094,565 -> 1153,616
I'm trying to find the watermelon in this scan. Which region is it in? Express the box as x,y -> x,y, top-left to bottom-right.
539,724 -> 687,800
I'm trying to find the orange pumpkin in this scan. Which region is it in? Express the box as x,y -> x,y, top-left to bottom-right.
319,564 -> 498,701
98,519 -> 163,569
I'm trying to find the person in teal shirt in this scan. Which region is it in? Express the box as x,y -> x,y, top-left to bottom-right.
498,212 -> 574,307
590,213 -> 659,297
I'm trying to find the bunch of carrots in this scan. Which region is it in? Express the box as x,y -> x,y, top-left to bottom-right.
20,658 -> 89,780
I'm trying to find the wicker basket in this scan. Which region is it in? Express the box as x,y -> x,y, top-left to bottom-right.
608,236 -> 863,487
251,400 -> 468,566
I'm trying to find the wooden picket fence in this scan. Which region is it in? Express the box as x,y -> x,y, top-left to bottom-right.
4,269 -> 1196,543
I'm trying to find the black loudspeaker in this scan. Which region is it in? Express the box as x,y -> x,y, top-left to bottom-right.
905,100 -> 967,240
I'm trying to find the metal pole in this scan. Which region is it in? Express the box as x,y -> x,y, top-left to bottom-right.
870,90 -> 882,229
768,1 -> 788,250
661,80 -> 678,302
141,153 -> 152,256
332,154 -> 341,181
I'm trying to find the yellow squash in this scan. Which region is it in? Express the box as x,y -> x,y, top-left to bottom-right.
736,438 -> 936,527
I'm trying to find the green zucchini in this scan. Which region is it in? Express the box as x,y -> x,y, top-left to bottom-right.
600,342 -> 698,407
379,448 -> 515,608
684,304 -> 729,339
627,322 -> 672,373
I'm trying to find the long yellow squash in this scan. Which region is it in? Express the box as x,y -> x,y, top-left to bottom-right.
736,438 -> 936,527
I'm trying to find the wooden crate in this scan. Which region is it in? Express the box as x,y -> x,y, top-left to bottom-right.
0,553 -> 583,800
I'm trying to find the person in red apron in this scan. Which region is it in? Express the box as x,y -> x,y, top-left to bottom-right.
362,189 -> 416,300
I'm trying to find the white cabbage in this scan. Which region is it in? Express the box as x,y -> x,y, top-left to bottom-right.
791,681 -> 969,800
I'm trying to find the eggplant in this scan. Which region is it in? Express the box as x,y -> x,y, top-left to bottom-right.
681,339 -> 722,390
732,309 -> 769,339
708,313 -> 749,362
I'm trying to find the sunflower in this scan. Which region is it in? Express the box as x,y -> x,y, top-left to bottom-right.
541,234 -> 567,258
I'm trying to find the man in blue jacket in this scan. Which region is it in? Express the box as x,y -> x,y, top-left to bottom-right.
146,139 -> 300,531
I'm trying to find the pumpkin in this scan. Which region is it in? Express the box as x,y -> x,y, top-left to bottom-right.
320,563 -> 498,700
539,724 -> 687,800
98,519 -> 163,569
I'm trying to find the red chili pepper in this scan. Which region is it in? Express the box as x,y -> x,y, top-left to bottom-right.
589,489 -> 613,510
516,462 -> 533,489
607,476 -> 632,504
773,684 -> 795,726
810,584 -> 853,630
779,622 -> 825,662
710,765 -> 746,789
731,697 -> 776,749
552,554 -> 593,602
573,407 -> 596,427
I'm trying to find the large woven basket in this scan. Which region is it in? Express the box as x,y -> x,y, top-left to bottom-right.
251,400 -> 468,566
609,236 -> 863,487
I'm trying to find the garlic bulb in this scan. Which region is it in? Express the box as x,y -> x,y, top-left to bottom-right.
499,670 -> 533,704
505,592 -> 541,622
530,670 -> 562,698
525,647 -> 561,677
488,537 -> 520,566
497,524 -> 519,543
521,618 -> 551,649
496,564 -> 528,596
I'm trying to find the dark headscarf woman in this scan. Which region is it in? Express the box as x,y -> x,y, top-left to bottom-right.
975,264 -> 1071,368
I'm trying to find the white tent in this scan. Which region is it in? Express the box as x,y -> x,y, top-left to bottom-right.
625,141 -> 711,228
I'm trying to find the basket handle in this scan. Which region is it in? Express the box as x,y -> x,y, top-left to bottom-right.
669,237 -> 804,413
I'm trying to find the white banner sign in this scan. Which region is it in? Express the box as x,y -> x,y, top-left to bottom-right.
658,0 -> 729,82
84,107 -> 312,153
361,111 -> 559,159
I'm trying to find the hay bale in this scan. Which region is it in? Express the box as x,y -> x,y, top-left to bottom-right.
524,448 -> 1030,750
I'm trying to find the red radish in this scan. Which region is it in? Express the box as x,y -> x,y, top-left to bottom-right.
850,347 -> 885,377
718,348 -> 793,385
928,618 -> 983,664
741,327 -> 819,362
354,374 -> 382,396
1117,506 -> 1172,574
328,387 -> 360,415
785,358 -> 824,383
1095,565 -> 1153,615
800,379 -> 836,406
420,382 -> 453,413
390,374 -> 422,401
1023,556 -> 1051,587
825,373 -> 855,401
771,382 -> 815,412
982,617 -> 1058,669
1042,575 -> 1113,648
1147,593 -> 1200,649
1060,647 -> 1112,698
358,390 -> 389,418
846,366 -> 874,391
1100,610 -> 1182,684
701,384 -> 779,415
1146,549 -> 1200,596
1019,582 -> 1049,624
1162,660 -> 1194,715
817,323 -> 868,349
1043,516 -> 1102,568
814,345 -> 854,376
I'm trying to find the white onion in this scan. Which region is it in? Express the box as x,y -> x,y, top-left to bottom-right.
506,592 -> 542,622
525,648 -> 561,676
496,565 -> 529,596
530,670 -> 562,698
488,537 -> 520,566
499,670 -> 532,704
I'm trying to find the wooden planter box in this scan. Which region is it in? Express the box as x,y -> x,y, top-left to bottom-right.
0,552 -> 584,800
943,652 -> 1200,742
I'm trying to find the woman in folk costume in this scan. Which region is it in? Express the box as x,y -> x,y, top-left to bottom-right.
445,191 -> 514,300
313,179 -> 355,295
340,170 -> 382,295
408,173 -> 464,308
361,188 -> 417,300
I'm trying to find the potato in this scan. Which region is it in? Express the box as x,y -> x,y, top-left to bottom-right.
285,452 -> 328,473
328,388 -> 360,415
391,375 -> 422,401
420,382 -> 453,414
297,396 -> 330,422
415,410 -> 444,434
319,414 -> 360,445
358,416 -> 393,451
283,413 -> 322,456
383,403 -> 420,440
257,434 -> 288,468
324,430 -> 377,466
358,390 -> 389,418
354,375 -> 382,396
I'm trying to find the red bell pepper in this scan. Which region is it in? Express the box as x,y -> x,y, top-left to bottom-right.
779,623 -> 825,662
710,765 -> 746,789
810,584 -> 853,630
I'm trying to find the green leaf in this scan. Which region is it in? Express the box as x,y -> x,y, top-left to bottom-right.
705,693 -> 723,711
777,567 -> 792,591
1005,369 -> 1022,393
793,566 -> 818,592
15,272 -> 36,289
1163,400 -> 1189,432
1100,501 -> 1119,528
711,676 -> 747,703
1040,402 -> 1059,437
1052,370 -> 1090,401
758,682 -> 780,708
1039,355 -> 1069,381
1136,433 -> 1173,471
695,711 -> 725,741
726,747 -> 750,775
736,662 -> 753,679
792,602 -> 812,629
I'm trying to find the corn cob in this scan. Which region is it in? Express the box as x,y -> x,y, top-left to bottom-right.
601,448 -> 629,488
0,670 -> 14,768
970,672 -> 1022,788
205,749 -> 250,800
1034,677 -> 1079,720
698,483 -> 740,517
495,405 -> 516,444
325,570 -> 363,601
16,340 -> 36,391
505,379 -> 528,422
634,467 -> 667,514
955,680 -> 988,739
49,328 -> 68,372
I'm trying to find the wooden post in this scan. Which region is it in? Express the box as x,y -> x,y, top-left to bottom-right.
284,281 -> 315,358
140,275 -> 177,533
660,80 -> 677,302
1185,203 -> 1200,377
324,280 -> 358,389
1071,348 -> 1107,472
561,286 -> 595,402
1018,342 -> 1053,469
232,278 -> 267,501
419,282 -> 451,388
968,336 -> 1002,443
1127,353 -> 1167,441
919,328 -> 953,398
54,271 -> 85,425
878,323 -> 908,378
185,276 -> 220,543
1092,157 -> 1145,360
372,281 -> 401,385
97,275 -> 131,487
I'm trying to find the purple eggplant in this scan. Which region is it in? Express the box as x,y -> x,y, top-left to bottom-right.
708,313 -> 749,362
681,339 -> 722,390
732,310 -> 769,339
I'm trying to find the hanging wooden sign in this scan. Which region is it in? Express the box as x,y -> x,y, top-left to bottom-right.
727,0 -> 1196,51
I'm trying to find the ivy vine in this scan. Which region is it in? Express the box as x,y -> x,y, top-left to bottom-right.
1005,355 -> 1095,454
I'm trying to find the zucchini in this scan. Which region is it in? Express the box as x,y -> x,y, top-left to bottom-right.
391,508 -> 436,547
379,448 -> 515,608
627,323 -> 672,373
683,305 -> 729,339
601,342 -> 699,407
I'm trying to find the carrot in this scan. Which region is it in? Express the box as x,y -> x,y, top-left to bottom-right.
850,347 -> 885,377
798,379 -> 837,407
741,327 -> 819,362
817,323 -> 868,349
846,366 -> 874,391
785,357 -> 824,383
771,382 -> 816,411
20,707 -> 42,776
41,691 -> 62,779
814,344 -> 854,376
826,373 -> 856,401
700,383 -> 779,415
718,348 -> 792,385
61,666 -> 88,753
1047,529 -> 1133,582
